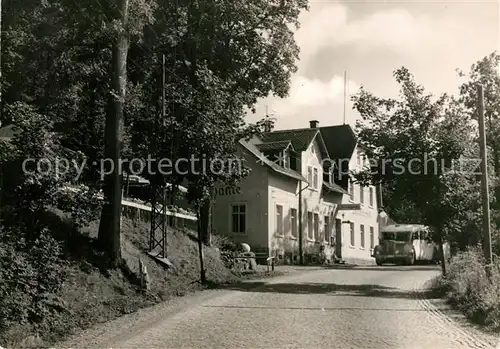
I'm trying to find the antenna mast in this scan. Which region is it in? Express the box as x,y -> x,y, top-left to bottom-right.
343,71 -> 347,125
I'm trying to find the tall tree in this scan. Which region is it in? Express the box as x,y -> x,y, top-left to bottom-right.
97,0 -> 130,265
458,52 -> 500,209
127,0 -> 308,245
352,67 -> 483,274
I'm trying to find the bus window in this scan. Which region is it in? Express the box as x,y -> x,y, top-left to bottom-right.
412,231 -> 420,240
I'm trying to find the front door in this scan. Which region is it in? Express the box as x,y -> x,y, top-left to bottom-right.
335,219 -> 342,259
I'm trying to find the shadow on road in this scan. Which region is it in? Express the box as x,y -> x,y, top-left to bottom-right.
324,265 -> 440,272
202,304 -> 433,312
216,282 -> 441,300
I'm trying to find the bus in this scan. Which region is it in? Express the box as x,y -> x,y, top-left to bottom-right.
372,224 -> 450,266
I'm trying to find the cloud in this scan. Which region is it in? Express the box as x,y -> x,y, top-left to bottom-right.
294,2 -> 473,67
248,1 -> 490,130
248,74 -> 360,129
270,74 -> 359,116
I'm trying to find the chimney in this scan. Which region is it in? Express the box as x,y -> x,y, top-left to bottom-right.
264,119 -> 274,132
309,120 -> 319,128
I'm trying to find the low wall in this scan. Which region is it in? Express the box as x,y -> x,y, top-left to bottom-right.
120,199 -> 197,231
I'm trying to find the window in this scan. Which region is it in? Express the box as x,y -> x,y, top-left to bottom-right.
275,205 -> 283,235
348,180 -> 354,200
360,224 -> 365,248
324,215 -> 330,242
313,168 -> 318,189
350,222 -> 355,246
370,226 -> 375,248
357,154 -> 361,165
290,208 -> 298,238
307,212 -> 313,239
290,153 -> 298,171
231,205 -> 246,234
359,186 -> 364,204
307,166 -> 313,184
282,150 -> 289,168
313,213 -> 319,240
369,187 -> 374,207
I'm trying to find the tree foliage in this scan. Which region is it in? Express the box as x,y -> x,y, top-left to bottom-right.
1,0 -> 308,265
458,52 -> 500,214
352,68 -> 487,253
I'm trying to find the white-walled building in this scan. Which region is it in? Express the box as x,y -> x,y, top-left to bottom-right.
211,121 -> 381,264
336,145 -> 381,264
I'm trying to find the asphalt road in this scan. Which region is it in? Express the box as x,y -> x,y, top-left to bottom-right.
59,265 -> 500,349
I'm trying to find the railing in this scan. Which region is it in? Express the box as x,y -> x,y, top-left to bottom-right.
62,185 -> 197,221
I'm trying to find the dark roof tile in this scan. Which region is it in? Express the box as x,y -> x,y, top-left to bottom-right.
261,129 -> 318,151
255,140 -> 293,152
319,124 -> 357,160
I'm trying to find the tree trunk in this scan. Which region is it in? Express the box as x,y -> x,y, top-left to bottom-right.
97,0 -> 129,267
196,208 -> 206,283
200,197 -> 212,245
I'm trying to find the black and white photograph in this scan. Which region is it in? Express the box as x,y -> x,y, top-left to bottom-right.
0,0 -> 499,348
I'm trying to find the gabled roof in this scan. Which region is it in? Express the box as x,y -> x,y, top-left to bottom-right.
261,128 -> 317,151
262,128 -> 330,160
239,137 -> 306,182
318,124 -> 357,161
255,140 -> 294,152
238,124 -> 356,188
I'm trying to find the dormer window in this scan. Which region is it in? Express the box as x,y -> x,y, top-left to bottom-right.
278,150 -> 290,168
289,151 -> 298,171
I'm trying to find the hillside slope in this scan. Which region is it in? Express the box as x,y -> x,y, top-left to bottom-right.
1,217 -> 238,348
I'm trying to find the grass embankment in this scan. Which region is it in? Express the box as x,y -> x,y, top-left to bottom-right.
1,215 -> 281,348
433,247 -> 500,331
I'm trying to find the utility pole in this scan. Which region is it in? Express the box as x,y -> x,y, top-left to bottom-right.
1,0 -> 3,125
149,54 -> 168,259
298,181 -> 303,265
477,84 -> 493,278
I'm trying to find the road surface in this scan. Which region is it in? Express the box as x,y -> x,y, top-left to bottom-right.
58,265 -> 500,349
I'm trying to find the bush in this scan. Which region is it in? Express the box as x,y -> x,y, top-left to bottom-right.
211,235 -> 245,269
211,234 -> 243,253
0,227 -> 67,339
439,246 -> 500,329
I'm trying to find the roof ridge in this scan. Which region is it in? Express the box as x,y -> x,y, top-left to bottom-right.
266,127 -> 317,133
257,139 -> 292,144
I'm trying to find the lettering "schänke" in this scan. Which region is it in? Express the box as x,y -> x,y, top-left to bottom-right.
214,186 -> 241,197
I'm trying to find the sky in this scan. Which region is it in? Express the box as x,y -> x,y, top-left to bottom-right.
246,0 -> 499,130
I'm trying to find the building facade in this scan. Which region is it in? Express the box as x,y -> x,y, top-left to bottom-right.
336,145 -> 381,264
211,121 -> 350,264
